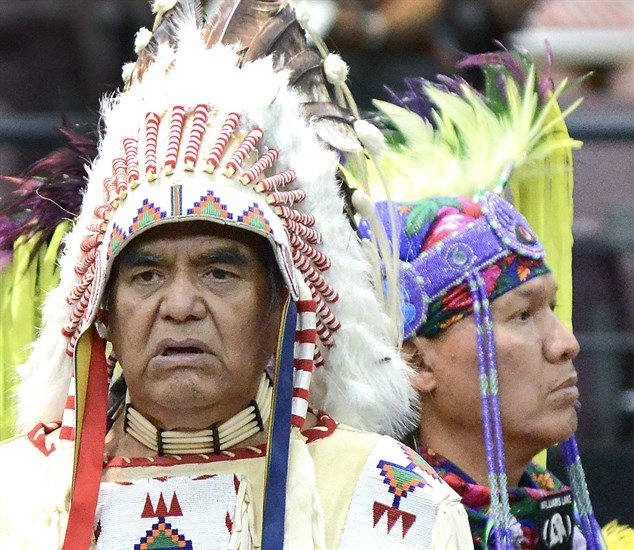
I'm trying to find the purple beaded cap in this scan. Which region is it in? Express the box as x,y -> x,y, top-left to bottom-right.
363,193 -> 545,340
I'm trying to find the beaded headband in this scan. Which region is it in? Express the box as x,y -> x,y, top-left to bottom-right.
394,193 -> 545,339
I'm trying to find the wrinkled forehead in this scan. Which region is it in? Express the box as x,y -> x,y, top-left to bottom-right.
103,218 -> 280,289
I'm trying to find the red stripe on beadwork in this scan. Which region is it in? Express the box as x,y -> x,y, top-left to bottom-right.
289,234 -> 331,271
276,206 -> 316,227
65,331 -> 79,356
112,158 -> 128,201
80,233 -> 103,253
255,170 -> 296,192
240,148 -> 279,184
225,128 -> 263,173
294,358 -> 313,372
145,112 -> 161,180
293,387 -> 310,401
205,112 -> 240,172
284,218 -> 323,244
59,425 -> 75,441
184,104 -> 209,169
64,394 -> 76,410
66,267 -> 95,305
93,204 -> 112,220
316,319 -> 334,347
293,251 -> 339,303
123,138 -> 140,185
75,249 -> 98,276
86,220 -> 107,234
295,328 -> 318,344
266,189 -> 306,206
164,105 -> 186,174
291,414 -> 305,428
296,299 -> 317,313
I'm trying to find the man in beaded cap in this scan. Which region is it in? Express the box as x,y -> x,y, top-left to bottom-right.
358,48 -> 617,549
365,194 -> 599,550
0,1 -> 473,548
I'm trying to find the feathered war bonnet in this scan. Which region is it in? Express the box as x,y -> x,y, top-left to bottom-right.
16,0 -> 416,546
363,48 -> 604,549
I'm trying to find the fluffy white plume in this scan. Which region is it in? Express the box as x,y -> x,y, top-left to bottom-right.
354,119 -> 386,157
323,53 -> 348,86
134,27 -> 153,54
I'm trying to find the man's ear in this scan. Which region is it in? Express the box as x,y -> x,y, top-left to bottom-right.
402,337 -> 437,394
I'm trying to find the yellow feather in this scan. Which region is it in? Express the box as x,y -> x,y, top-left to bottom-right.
602,520 -> 634,550
509,100 -> 579,331
0,222 -> 70,440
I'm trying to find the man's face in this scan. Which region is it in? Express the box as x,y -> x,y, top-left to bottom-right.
414,273 -> 580,453
106,221 -> 283,430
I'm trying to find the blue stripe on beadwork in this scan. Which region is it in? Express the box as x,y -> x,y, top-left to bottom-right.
261,297 -> 297,550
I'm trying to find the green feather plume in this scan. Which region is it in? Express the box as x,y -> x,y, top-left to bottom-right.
370,48 -> 584,332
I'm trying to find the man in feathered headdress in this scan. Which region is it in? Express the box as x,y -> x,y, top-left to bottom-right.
0,1 -> 472,548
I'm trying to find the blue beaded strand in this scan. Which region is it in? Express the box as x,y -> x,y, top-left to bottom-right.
562,435 -> 604,550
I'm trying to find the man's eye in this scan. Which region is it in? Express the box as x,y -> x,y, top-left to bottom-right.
518,310 -> 531,321
134,271 -> 159,283
210,268 -> 232,280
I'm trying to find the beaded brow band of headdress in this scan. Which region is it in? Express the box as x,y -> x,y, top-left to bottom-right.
59,111 -> 337,439
400,193 -> 544,340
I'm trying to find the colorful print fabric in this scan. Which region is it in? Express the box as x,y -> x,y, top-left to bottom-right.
421,252 -> 549,337
421,448 -> 575,549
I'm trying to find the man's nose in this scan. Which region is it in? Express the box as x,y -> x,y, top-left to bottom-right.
159,273 -> 207,322
544,314 -> 580,364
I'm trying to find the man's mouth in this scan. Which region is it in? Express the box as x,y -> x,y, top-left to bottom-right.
162,346 -> 204,356
155,338 -> 212,358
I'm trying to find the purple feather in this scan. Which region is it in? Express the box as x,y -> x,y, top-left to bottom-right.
383,42 -> 557,131
0,128 -> 96,271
